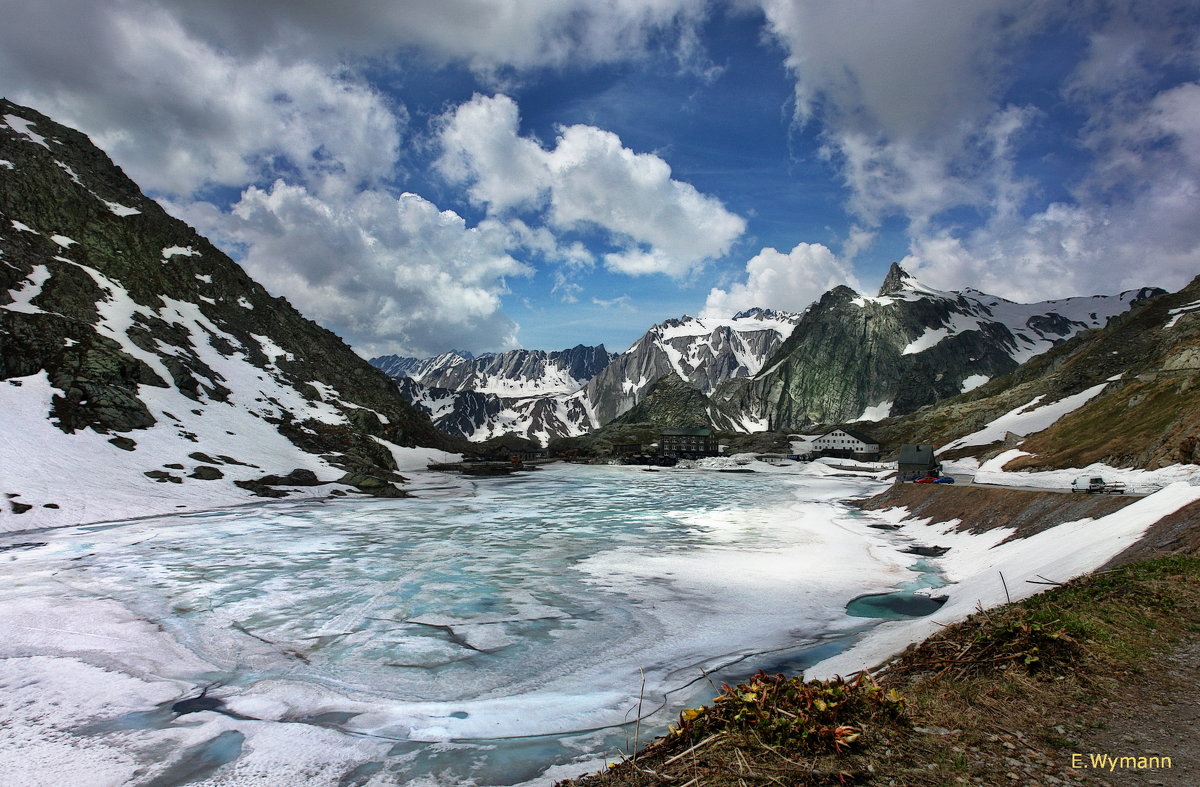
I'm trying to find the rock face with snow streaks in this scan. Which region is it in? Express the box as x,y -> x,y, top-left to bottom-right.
582,308 -> 801,428
866,270 -> 1200,472
372,344 -> 613,397
1,100 -> 453,526
727,264 -> 1163,431
391,375 -> 595,445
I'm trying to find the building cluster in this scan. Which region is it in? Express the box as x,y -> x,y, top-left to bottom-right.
603,426 -> 941,479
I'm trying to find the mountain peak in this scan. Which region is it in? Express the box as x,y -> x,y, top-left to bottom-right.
878,263 -> 913,297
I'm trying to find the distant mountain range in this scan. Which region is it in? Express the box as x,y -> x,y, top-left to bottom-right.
870,269 -> 1200,472
370,309 -> 803,442
721,264 -> 1162,431
372,268 -> 1161,443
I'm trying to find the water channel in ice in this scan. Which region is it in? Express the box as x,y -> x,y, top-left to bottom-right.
0,463 -> 926,785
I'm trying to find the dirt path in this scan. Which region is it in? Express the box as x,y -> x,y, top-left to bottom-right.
1064,640 -> 1200,785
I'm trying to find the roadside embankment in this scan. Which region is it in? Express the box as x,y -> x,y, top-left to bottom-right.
855,482 -> 1138,540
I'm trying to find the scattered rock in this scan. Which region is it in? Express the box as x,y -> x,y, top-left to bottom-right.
108,436 -> 137,451
904,545 -> 951,557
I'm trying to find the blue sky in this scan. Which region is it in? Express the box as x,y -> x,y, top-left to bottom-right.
3,1 -> 1199,357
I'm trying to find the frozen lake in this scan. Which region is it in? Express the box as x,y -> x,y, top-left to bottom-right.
0,463 -> 918,785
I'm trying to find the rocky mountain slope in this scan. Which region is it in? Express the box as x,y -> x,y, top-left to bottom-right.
0,100 -> 456,529
867,270 -> 1200,472
391,375 -> 595,445
720,264 -> 1161,431
583,308 -> 800,428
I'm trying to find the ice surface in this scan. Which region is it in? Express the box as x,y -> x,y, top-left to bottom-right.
0,464 -> 914,785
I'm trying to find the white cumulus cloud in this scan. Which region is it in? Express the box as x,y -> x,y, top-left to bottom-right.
175,183 -> 531,357
703,242 -> 861,317
437,93 -> 746,278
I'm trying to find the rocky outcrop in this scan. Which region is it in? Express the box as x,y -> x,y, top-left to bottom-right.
608,373 -> 732,431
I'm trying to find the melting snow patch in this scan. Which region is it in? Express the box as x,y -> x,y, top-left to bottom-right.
852,400 -> 893,422
2,264 -> 51,314
251,333 -> 294,364
960,374 -> 990,393
54,161 -> 84,185
104,200 -> 141,217
10,220 -> 38,234
941,383 -> 1108,451
50,235 -> 76,248
237,297 -> 253,310
2,114 -> 52,149
902,327 -> 948,355
0,159 -> 14,169
161,246 -> 199,261
1165,300 -> 1200,329
195,274 -> 212,284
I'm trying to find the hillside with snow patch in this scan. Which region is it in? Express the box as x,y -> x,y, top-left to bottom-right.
1,101 -> 456,531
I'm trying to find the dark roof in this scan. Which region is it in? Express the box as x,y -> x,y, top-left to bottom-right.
823,428 -> 879,444
898,444 -> 936,464
661,428 -> 713,436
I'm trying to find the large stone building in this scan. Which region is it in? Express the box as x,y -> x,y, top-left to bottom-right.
812,428 -> 880,461
660,428 -> 719,459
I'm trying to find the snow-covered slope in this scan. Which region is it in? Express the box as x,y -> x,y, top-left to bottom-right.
1,101 -> 456,531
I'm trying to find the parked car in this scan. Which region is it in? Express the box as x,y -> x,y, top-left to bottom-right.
915,475 -> 955,484
1071,476 -> 1125,494
933,476 -> 956,484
